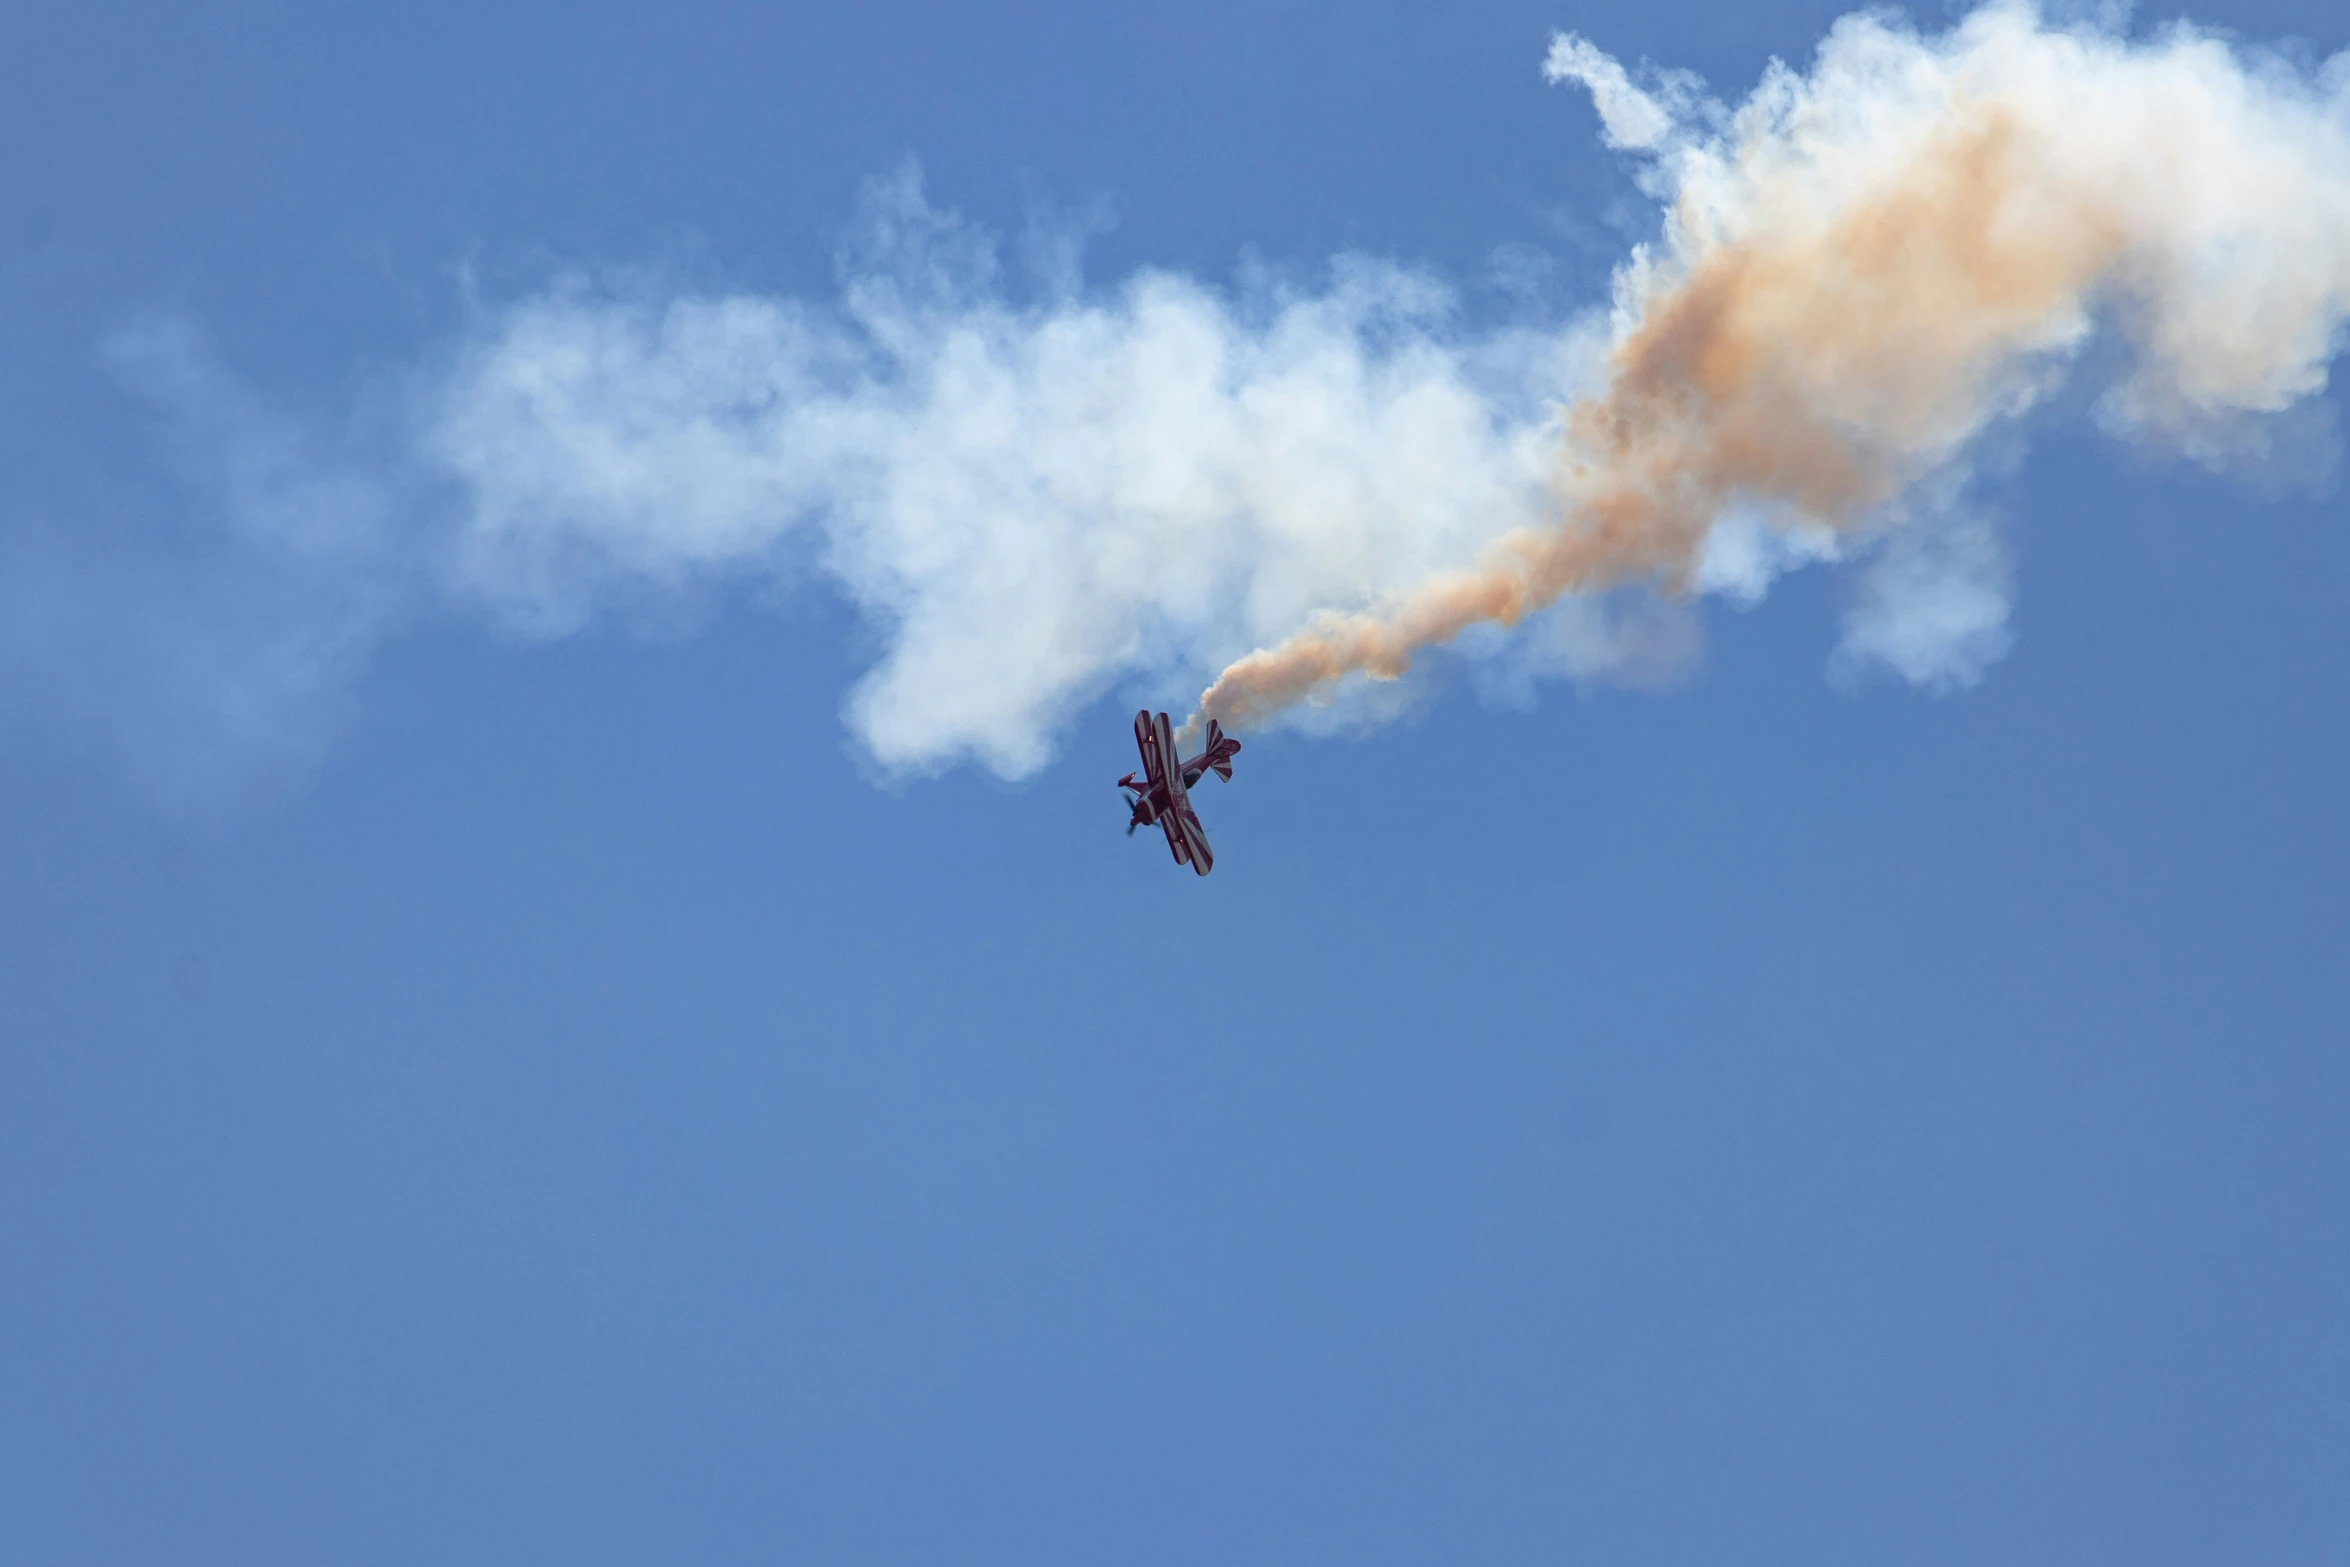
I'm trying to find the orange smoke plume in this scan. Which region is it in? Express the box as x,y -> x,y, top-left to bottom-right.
1193,4 -> 2350,734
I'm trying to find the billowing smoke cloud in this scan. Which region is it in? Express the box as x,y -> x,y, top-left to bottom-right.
424,194 -> 1586,776
1191,2 -> 2350,731
9,3 -> 2347,799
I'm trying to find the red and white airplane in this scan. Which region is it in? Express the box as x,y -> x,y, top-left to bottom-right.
1119,710 -> 1240,876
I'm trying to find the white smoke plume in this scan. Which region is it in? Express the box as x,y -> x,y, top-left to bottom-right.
424,185 -> 1587,776
10,3 -> 2347,796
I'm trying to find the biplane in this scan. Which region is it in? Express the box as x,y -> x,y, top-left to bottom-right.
1118,710 -> 1240,876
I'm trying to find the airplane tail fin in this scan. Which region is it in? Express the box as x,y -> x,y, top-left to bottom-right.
1205,721 -> 1237,782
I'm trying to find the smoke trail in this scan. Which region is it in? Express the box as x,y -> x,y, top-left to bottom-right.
17,4 -> 2347,801
1192,2 -> 2350,733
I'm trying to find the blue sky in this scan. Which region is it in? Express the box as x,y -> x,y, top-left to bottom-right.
3,3 -> 2347,1564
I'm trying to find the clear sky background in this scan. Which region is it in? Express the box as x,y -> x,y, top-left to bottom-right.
3,3 -> 2347,1564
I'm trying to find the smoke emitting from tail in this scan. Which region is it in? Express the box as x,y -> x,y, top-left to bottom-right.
1192,4 -> 2350,734
9,4 -> 2348,802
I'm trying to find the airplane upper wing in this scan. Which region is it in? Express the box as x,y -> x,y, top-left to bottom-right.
1133,710 -> 1165,788
1171,804 -> 1213,875
1153,798 -> 1214,873
1152,713 -> 1214,874
1156,806 -> 1189,866
1153,713 -> 1190,816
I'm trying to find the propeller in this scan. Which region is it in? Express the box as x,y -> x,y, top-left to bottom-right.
1121,789 -> 1142,836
